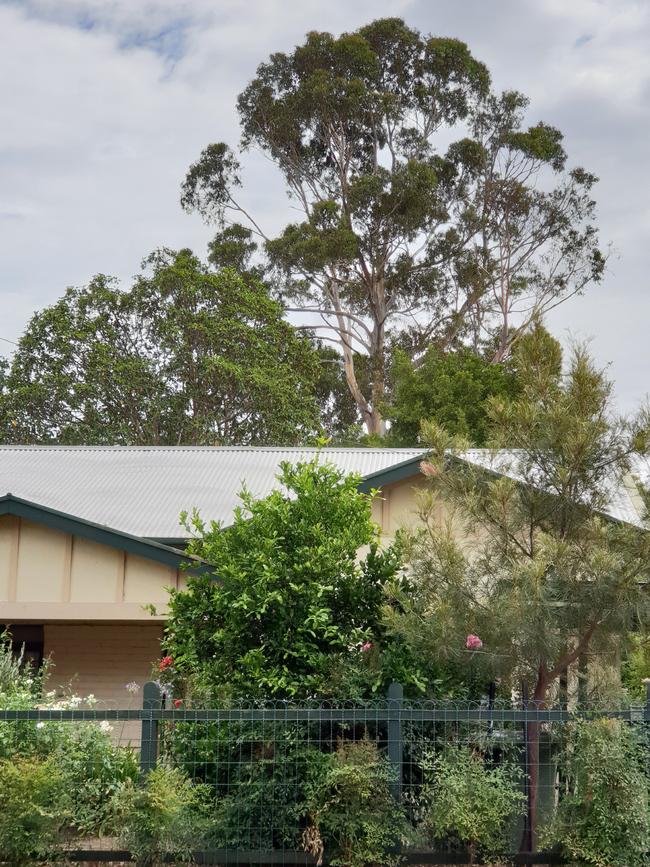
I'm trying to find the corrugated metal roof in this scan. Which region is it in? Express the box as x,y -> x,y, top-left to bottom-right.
0,445 -> 643,540
0,446 -> 425,539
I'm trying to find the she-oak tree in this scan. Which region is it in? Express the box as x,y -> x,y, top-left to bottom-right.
181,17 -> 604,435
386,327 -> 650,850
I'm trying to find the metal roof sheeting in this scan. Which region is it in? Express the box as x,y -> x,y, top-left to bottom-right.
0,445 -> 644,540
0,446 -> 425,539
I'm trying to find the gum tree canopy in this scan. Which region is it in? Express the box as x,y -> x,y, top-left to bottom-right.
181,18 -> 604,435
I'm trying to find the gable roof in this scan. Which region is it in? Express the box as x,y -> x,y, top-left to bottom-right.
457,449 -> 646,529
363,449 -> 645,529
0,445 -> 644,540
0,494 -> 209,572
0,446 -> 424,541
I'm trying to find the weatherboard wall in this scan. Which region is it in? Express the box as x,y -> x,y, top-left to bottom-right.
0,515 -> 182,621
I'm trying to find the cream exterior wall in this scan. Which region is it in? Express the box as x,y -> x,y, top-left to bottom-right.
1,474 -> 431,716
0,515 -> 179,621
44,623 -> 164,743
376,474 -> 439,538
44,623 -> 163,703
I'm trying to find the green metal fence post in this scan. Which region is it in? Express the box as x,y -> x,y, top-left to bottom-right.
387,681 -> 403,803
140,680 -> 162,775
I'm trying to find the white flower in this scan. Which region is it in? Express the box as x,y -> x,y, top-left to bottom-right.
125,681 -> 140,694
98,720 -> 113,733
36,721 -> 45,729
86,694 -> 97,706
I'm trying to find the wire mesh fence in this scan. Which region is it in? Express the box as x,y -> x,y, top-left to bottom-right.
1,681 -> 649,864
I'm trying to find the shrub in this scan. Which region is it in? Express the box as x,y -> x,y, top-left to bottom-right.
56,721 -> 139,837
544,718 -> 650,867
0,635 -> 139,838
0,756 -> 69,865
302,738 -> 406,867
205,735 -> 328,851
420,745 -> 525,864
111,764 -> 212,865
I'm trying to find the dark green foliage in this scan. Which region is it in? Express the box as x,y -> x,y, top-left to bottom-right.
420,746 -> 525,863
302,738 -> 407,867
386,346 -> 520,446
311,343 -> 366,441
162,460 -> 408,699
545,719 -> 650,867
0,249 -> 321,445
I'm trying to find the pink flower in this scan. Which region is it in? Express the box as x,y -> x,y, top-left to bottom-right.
159,656 -> 173,672
420,461 -> 438,477
360,642 -> 373,652
466,634 -> 483,651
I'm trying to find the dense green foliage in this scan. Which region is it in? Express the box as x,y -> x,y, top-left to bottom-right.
182,18 -> 603,433
421,747 -> 525,863
162,460 -> 413,699
386,345 -> 520,445
622,633 -> 650,701
0,756 -> 68,865
545,719 -> 650,867
0,644 -> 137,837
303,739 -> 406,867
0,249 -> 321,445
111,765 -> 211,865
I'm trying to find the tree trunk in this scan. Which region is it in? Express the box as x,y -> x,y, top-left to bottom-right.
367,300 -> 386,437
520,670 -> 548,853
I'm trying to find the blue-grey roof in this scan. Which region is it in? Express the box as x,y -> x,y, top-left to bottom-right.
0,445 -> 644,541
0,446 -> 425,540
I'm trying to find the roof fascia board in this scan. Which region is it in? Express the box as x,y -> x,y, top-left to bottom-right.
0,495 -> 210,574
357,454 -> 426,493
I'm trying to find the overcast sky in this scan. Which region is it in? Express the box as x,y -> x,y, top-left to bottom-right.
1,0 -> 648,411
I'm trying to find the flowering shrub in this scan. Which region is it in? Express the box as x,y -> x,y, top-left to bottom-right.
0,634 -> 138,840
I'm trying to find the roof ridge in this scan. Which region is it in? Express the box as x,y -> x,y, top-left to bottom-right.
0,445 -> 425,453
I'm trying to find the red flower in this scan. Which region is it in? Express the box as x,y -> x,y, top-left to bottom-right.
173,699 -> 183,709
158,656 -> 173,672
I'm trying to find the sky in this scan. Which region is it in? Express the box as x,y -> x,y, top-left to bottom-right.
1,0 -> 649,411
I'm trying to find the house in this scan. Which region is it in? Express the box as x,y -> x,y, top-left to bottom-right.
0,445 -> 645,707
0,446 -> 427,704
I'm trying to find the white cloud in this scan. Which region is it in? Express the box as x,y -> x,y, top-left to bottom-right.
0,0 -> 648,412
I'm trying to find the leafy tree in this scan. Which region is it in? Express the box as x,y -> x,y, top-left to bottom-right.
181,18 -> 603,435
544,719 -> 650,867
0,249 -> 321,445
161,460 -> 409,699
385,345 -> 520,446
385,328 -> 650,849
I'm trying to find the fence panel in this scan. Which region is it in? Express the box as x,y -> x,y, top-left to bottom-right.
0,683 -> 648,864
